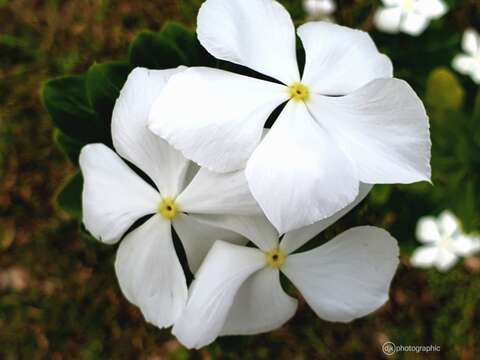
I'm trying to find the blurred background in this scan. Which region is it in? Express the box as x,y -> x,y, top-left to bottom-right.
1,0 -> 479,358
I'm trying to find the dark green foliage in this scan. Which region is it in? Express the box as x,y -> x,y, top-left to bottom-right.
55,172 -> 83,220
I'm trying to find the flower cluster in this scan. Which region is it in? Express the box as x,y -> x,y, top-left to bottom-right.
80,0 -> 431,349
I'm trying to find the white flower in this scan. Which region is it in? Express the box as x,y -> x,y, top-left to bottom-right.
303,0 -> 336,18
171,184 -> 399,349
452,29 -> 480,84
374,0 -> 448,36
411,211 -> 480,272
149,0 -> 431,235
80,67 -> 261,329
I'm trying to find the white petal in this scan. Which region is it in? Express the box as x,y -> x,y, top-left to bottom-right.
172,213 -> 246,273
415,0 -> 448,18
381,0 -> 402,5
197,0 -> 300,84
462,29 -> 479,56
415,216 -> 441,243
177,167 -> 260,216
172,241 -> 266,349
298,22 -> 393,95
400,12 -> 429,36
280,183 -> 373,254
450,235 -> 480,256
114,215 -> 187,328
186,213 -> 279,252
282,226 -> 399,322
373,7 -> 402,34
112,67 -> 190,196
437,210 -> 460,238
452,55 -> 477,75
221,267 -> 297,335
246,101 -> 358,234
79,144 -> 160,244
410,245 -> 438,268
434,247 -> 458,271
308,79 -> 431,184
304,0 -> 336,16
149,67 -> 288,173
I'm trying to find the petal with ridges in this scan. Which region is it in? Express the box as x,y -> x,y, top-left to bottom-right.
112,67 -> 190,196
172,241 -> 266,349
246,101 -> 358,234
197,0 -> 300,84
80,144 -> 160,244
308,79 -> 431,185
282,226 -> 399,322
114,215 -> 187,328
221,267 -> 297,335
149,67 -> 288,173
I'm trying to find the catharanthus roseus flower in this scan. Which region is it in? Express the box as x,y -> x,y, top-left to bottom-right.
80,67 -> 261,328
171,185 -> 399,349
411,211 -> 480,272
374,0 -> 447,36
452,29 -> 480,84
149,0 -> 431,235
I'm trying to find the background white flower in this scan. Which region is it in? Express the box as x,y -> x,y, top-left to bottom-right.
411,210 -> 480,272
374,0 -> 448,36
452,29 -> 480,84
149,0 -> 431,235
80,67 -> 261,329
172,185 -> 399,349
303,0 -> 336,19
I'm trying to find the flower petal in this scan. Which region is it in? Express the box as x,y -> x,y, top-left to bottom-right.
415,0 -> 448,18
415,216 -> 441,243
437,210 -> 459,238
112,67 -> 190,196
197,0 -> 300,84
79,144 -> 160,244
451,235 -> 480,257
373,7 -> 403,34
246,101 -> 358,234
149,67 -> 288,173
434,247 -> 458,272
172,213 -> 246,273
220,267 -> 297,335
462,29 -> 479,56
452,55 -> 477,75
298,22 -> 393,95
400,12 -> 429,36
308,78 -> 431,184
176,167 -> 260,216
186,213 -> 279,252
280,183 -> 373,254
114,215 -> 187,328
172,241 -> 265,349
410,245 -> 438,268
282,226 -> 399,322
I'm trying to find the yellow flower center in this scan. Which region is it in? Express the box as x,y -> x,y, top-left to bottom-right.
402,0 -> 415,12
158,197 -> 180,220
288,82 -> 310,102
265,248 -> 286,269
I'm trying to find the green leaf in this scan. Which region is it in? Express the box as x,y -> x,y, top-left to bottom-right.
425,67 -> 464,111
86,61 -> 131,122
42,75 -> 107,143
55,172 -> 83,219
53,129 -> 84,165
129,31 -> 187,69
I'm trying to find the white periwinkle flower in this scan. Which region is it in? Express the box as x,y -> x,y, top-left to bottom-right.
452,29 -> 480,84
149,0 -> 431,235
303,0 -> 336,19
80,67 -> 261,329
171,185 -> 399,349
411,211 -> 480,272
374,0 -> 448,36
